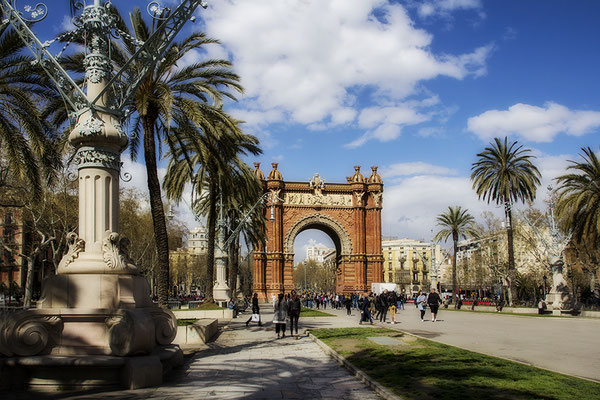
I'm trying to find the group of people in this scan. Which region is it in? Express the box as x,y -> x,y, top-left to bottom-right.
358,288 -> 443,324
244,288 -> 444,338
246,291 -> 303,339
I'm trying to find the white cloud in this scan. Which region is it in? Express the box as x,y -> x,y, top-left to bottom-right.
382,174 -> 500,244
467,102 -> 600,143
381,162 -> 458,179
60,15 -> 76,31
201,0 -> 492,146
345,104 -> 432,147
415,0 -> 483,19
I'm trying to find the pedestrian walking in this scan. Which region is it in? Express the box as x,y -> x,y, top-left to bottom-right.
417,291 -> 427,322
245,293 -> 262,327
427,288 -> 442,322
378,290 -> 389,323
388,290 -> 398,324
359,293 -> 373,324
345,295 -> 352,315
288,290 -> 301,339
273,293 -> 288,339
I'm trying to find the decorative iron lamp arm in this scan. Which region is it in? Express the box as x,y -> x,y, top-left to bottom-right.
0,1 -> 90,116
0,0 -> 207,120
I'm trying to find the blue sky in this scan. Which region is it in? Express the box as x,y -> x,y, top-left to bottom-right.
28,1 -> 600,258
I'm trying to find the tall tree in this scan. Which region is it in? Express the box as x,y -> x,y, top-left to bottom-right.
163,117 -> 261,299
555,147 -> 600,290
433,206 -> 477,305
471,137 -> 541,305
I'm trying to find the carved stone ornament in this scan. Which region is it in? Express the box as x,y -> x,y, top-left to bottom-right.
309,173 -> 325,196
102,231 -> 138,272
284,192 -> 352,207
73,147 -> 121,171
373,191 -> 383,207
355,191 -> 365,206
58,232 -> 85,270
0,311 -> 63,357
150,308 -> 177,346
79,115 -> 105,136
269,188 -> 281,204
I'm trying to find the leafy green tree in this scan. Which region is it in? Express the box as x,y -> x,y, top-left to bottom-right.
471,137 -> 541,305
434,206 -> 478,305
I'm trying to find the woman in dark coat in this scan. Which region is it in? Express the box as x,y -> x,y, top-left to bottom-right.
246,293 -> 262,326
288,290 -> 302,339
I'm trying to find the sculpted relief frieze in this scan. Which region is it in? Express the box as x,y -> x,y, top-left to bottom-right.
284,192 -> 352,207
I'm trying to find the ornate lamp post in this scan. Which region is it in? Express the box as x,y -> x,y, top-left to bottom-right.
0,0 -> 207,389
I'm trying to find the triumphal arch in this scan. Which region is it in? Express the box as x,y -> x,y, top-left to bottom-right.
252,163 -> 383,299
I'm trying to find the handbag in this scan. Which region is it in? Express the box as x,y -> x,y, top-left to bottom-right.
251,313 -> 260,322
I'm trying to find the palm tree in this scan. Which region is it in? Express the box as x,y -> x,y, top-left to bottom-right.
0,18 -> 60,199
223,163 -> 265,296
433,206 -> 477,305
555,147 -> 600,242
471,137 -> 541,305
555,147 -> 600,290
59,7 -> 244,307
163,116 -> 262,299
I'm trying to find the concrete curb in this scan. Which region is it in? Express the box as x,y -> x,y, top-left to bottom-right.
308,332 -> 404,400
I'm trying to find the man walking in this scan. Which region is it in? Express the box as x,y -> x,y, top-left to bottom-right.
427,288 -> 442,322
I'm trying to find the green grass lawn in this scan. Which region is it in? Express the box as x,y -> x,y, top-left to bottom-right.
176,319 -> 198,326
300,307 -> 336,317
311,327 -> 600,400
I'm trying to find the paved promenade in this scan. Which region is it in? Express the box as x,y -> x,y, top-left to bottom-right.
21,312 -> 380,400
7,303 -> 600,399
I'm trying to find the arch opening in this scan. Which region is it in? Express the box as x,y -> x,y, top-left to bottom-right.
292,228 -> 339,293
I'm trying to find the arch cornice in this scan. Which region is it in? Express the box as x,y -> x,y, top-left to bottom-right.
284,213 -> 352,255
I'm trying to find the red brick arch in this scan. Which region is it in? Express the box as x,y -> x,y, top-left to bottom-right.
252,163 -> 383,299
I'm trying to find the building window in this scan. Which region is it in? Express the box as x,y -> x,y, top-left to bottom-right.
388,262 -> 392,269
388,252 -> 392,260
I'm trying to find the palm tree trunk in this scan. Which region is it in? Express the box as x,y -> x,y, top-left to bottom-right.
505,202 -> 516,306
229,233 -> 240,295
205,178 -> 217,300
23,256 -> 35,308
143,115 -> 170,309
452,231 -> 458,307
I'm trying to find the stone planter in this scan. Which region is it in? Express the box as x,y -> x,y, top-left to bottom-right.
174,319 -> 218,345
